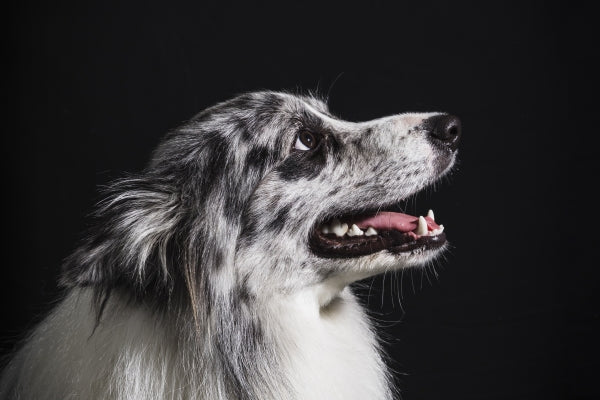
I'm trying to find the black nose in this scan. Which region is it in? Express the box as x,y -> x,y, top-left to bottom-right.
426,114 -> 461,150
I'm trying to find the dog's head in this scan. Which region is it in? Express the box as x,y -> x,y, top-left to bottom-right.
62,91 -> 460,311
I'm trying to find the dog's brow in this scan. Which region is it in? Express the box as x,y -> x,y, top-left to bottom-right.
302,102 -> 338,125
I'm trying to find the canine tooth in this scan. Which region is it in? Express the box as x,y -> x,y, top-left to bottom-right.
365,227 -> 378,236
416,216 -> 428,235
330,219 -> 349,237
430,225 -> 445,236
321,225 -> 330,234
347,224 -> 364,237
427,209 -> 435,221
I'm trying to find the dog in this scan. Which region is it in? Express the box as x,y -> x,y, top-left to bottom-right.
0,91 -> 460,399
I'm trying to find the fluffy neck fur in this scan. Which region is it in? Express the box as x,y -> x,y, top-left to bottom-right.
1,284 -> 393,400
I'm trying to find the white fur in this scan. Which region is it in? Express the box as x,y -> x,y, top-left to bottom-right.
1,285 -> 391,400
280,284 -> 391,400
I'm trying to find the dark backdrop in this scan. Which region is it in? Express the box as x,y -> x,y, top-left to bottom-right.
3,1 -> 597,399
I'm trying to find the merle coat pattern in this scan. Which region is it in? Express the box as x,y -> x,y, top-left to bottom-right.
0,91 -> 459,400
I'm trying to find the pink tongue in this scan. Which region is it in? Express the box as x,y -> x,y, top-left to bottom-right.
354,211 -> 439,233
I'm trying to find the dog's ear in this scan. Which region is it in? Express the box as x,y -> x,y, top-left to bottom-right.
58,136 -> 256,320
59,176 -> 186,301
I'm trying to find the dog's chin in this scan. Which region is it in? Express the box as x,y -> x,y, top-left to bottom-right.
385,241 -> 448,267
309,244 -> 447,297
323,238 -> 447,276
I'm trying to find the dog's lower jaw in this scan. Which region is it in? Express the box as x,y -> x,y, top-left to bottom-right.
312,243 -> 449,297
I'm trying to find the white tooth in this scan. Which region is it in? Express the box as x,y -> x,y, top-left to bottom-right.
338,223 -> 349,237
430,225 -> 445,236
365,227 -> 378,236
416,216 -> 428,235
330,219 -> 349,237
427,209 -> 435,221
347,224 -> 364,237
321,225 -> 330,234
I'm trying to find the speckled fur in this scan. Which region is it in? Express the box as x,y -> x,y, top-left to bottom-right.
0,91 -> 456,400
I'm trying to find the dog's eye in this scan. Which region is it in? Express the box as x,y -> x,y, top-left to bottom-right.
294,131 -> 320,151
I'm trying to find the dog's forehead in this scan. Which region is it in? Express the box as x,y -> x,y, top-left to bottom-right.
285,94 -> 359,132
294,94 -> 329,115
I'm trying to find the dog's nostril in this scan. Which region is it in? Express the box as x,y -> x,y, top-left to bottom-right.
447,124 -> 459,138
428,115 -> 461,150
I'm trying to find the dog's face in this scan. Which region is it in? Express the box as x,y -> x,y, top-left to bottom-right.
198,92 -> 461,296
62,91 -> 459,309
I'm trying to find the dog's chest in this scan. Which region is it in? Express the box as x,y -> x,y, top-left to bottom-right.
275,289 -> 391,400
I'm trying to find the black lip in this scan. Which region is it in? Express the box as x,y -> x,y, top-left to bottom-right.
309,228 -> 447,258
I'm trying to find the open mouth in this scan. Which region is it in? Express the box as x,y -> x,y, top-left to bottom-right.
310,208 -> 447,258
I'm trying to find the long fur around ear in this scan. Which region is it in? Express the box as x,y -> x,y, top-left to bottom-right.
60,176 -> 185,307
61,94 -> 285,319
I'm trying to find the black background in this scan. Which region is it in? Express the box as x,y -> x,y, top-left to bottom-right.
3,1 -> 598,399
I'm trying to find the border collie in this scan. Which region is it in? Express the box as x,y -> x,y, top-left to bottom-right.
0,91 -> 460,399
